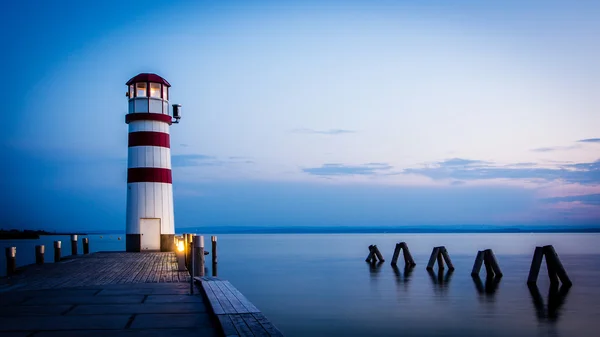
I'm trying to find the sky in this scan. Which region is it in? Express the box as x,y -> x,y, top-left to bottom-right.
1,0 -> 599,231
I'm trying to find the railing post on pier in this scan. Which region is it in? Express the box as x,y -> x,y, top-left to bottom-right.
211,236 -> 218,277
54,241 -> 61,262
35,245 -> 45,265
83,238 -> 90,254
193,235 -> 205,277
70,235 -> 78,255
5,247 -> 16,276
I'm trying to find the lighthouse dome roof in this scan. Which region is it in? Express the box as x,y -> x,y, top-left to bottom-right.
126,73 -> 171,87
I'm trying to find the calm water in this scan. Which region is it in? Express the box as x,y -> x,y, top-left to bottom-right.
3,233 -> 600,336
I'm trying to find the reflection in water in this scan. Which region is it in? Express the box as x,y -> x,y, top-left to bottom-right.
472,275 -> 501,303
528,283 -> 571,323
392,265 -> 414,290
427,268 -> 453,294
367,261 -> 384,279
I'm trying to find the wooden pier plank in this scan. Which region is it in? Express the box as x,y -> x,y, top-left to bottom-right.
229,313 -> 254,337
206,281 -> 237,314
241,313 -> 270,337
214,280 -> 249,314
253,312 -> 285,337
222,281 -> 261,313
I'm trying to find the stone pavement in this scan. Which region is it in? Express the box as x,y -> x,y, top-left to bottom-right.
0,282 -> 219,336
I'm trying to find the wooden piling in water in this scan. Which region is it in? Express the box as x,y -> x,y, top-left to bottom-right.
401,242 -> 416,266
391,243 -> 401,266
440,247 -> 454,270
365,245 -> 376,263
391,242 -> 416,267
70,235 -> 78,255
471,251 -> 484,276
527,247 -> 545,284
373,245 -> 384,262
543,245 -> 572,287
426,247 -> 441,270
527,245 -> 571,286
484,249 -> 502,277
53,241 -> 61,262
35,245 -> 45,265
5,247 -> 16,276
83,238 -> 89,254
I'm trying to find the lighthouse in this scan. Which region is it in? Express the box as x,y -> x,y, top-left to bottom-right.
125,73 -> 182,252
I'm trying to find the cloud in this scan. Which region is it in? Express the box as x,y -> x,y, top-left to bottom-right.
531,145 -> 580,152
171,154 -> 216,167
303,163 -> 393,176
540,194 -> 600,206
172,154 -> 254,168
404,158 -> 600,185
450,181 -> 466,186
578,138 -> 600,143
291,128 -> 356,135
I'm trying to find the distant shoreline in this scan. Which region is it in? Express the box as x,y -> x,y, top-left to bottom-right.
0,230 -> 88,240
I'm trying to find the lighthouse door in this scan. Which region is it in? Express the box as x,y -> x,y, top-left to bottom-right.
140,218 -> 161,251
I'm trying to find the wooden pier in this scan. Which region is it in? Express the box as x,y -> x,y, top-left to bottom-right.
1,251 -> 283,336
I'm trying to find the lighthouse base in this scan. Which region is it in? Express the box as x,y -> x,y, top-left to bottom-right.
125,234 -> 175,252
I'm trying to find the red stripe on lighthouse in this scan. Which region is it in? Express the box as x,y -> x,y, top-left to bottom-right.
128,132 -> 170,148
126,113 -> 172,125
127,168 -> 172,184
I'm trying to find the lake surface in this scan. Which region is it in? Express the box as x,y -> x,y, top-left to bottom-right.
3,233 -> 600,336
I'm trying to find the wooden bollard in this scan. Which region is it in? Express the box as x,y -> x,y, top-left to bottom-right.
83,238 -> 90,254
427,246 -> 454,270
70,235 -> 78,255
193,235 -> 205,277
366,245 -> 384,263
35,245 -> 45,265
5,247 -> 16,276
211,236 -> 217,264
54,241 -> 61,262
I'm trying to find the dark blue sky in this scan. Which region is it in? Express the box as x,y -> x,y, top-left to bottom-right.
1,0 -> 599,231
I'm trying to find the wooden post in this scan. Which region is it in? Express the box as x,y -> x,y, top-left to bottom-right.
35,245 -> 45,265
365,245 -> 376,263
211,236 -> 217,264
426,247 -> 441,270
440,247 -> 454,270
527,247 -> 544,284
83,238 -> 90,254
70,235 -> 78,255
211,236 -> 217,277
5,247 -> 16,276
193,235 -> 205,277
471,250 -> 484,276
400,242 -> 416,266
373,245 -> 384,262
484,249 -> 502,277
543,245 -> 572,287
436,249 -> 445,269
391,243 -> 402,266
54,241 -> 61,262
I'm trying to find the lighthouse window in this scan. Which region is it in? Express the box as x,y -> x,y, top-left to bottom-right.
162,85 -> 168,100
128,85 -> 134,98
150,83 -> 161,98
135,82 -> 147,97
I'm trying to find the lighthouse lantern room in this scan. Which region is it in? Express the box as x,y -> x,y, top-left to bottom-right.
125,73 -> 181,252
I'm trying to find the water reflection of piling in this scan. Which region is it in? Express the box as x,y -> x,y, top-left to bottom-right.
392,265 -> 414,289
528,283 -> 571,323
472,275 -> 501,298
427,268 -> 453,291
